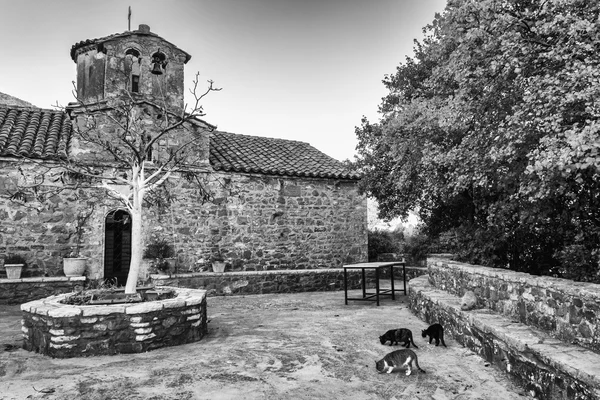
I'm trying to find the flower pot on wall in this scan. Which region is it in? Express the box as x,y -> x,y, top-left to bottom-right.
212,261 -> 226,273
63,258 -> 87,277
5,264 -> 24,279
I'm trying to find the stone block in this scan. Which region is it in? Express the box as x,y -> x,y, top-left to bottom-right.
50,335 -> 80,343
136,333 -> 157,341
125,302 -> 164,314
48,307 -> 82,318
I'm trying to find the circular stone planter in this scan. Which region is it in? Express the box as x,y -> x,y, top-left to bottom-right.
20,287 -> 207,358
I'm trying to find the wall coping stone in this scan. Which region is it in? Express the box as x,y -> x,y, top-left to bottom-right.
20,287 -> 206,315
0,276 -> 86,284
151,266 -> 426,280
410,275 -> 600,399
429,257 -> 600,301
151,269 -> 349,280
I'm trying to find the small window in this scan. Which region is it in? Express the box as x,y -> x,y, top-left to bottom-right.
131,75 -> 139,93
126,49 -> 141,93
146,135 -> 153,162
125,48 -> 140,58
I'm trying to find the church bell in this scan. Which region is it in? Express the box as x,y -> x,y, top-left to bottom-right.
151,62 -> 163,75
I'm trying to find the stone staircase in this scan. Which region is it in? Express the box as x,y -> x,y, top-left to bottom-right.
409,258 -> 600,400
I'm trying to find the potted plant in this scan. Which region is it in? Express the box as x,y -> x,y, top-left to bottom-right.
3,254 -> 26,279
63,208 -> 94,277
143,238 -> 176,275
211,251 -> 226,273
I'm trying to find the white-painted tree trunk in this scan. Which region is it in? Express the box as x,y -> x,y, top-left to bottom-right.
124,163 -> 144,294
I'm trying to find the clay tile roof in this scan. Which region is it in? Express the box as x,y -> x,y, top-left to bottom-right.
0,105 -> 359,180
209,131 -> 360,180
0,106 -> 71,159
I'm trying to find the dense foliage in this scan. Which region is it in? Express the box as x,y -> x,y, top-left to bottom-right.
367,228 -> 434,266
354,0 -> 600,280
367,229 -> 403,261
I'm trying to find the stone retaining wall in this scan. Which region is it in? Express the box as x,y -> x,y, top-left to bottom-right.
0,266 -> 428,304
0,277 -> 85,305
150,267 -> 428,296
409,276 -> 600,400
21,287 -> 207,358
428,258 -> 600,352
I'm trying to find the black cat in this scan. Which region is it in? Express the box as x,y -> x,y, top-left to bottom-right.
379,328 -> 418,348
421,323 -> 447,347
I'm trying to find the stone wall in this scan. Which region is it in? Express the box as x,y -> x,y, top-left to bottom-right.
0,160 -> 367,281
427,258 -> 600,352
0,160 -> 110,278
153,171 -> 368,273
0,277 -> 85,305
21,287 -> 207,358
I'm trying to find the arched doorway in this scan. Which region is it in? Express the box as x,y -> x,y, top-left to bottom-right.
104,209 -> 132,286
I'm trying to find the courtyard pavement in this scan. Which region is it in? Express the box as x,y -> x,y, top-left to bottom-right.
0,287 -> 528,400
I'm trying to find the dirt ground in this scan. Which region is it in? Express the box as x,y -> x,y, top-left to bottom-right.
0,288 -> 529,400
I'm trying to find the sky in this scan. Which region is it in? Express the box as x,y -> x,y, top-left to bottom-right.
0,0 -> 447,162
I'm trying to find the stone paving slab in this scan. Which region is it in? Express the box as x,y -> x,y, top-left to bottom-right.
0,289 -> 527,399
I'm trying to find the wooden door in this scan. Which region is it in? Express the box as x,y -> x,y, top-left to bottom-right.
103,210 -> 132,286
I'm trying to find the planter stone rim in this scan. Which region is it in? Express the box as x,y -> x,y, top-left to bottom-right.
21,286 -> 207,314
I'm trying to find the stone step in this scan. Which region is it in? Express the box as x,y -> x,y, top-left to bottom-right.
409,275 -> 600,400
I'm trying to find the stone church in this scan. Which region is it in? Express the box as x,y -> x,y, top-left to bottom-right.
0,24 -> 367,284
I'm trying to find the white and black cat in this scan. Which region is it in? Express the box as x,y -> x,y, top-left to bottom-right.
375,349 -> 426,375
379,328 -> 418,348
421,323 -> 447,347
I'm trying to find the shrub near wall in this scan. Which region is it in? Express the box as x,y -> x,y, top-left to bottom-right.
428,258 -> 600,352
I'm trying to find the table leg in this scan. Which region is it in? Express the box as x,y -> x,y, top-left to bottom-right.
403,263 -> 407,295
361,268 -> 366,299
344,268 -> 348,305
391,265 -> 395,300
375,267 -> 380,306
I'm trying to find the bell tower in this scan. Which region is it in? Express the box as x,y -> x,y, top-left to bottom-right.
70,24 -> 191,112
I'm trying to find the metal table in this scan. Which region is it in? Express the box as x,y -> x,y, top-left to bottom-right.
343,261 -> 407,306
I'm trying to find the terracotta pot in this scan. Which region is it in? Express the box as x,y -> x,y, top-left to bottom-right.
63,258 -> 87,277
5,264 -> 24,279
212,261 -> 226,273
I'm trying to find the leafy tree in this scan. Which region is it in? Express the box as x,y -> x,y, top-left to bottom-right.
354,0 -> 600,280
367,228 -> 403,261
